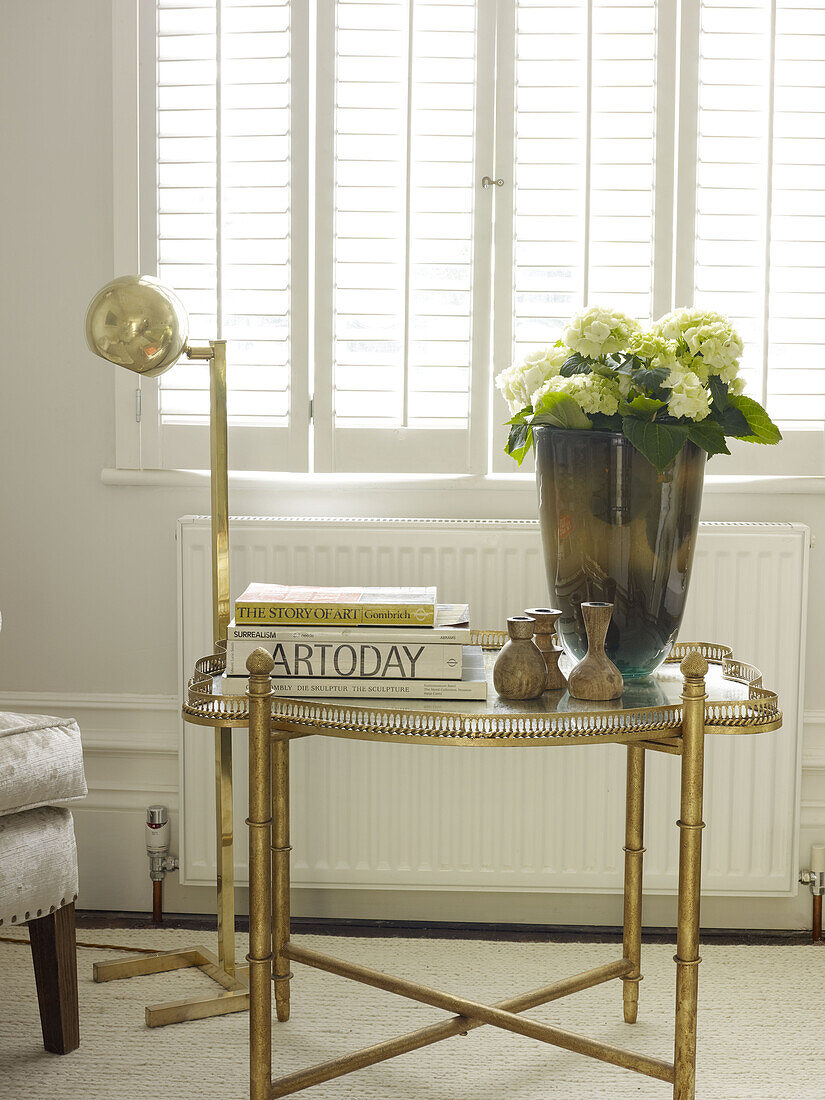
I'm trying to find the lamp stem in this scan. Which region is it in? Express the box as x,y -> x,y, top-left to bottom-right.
209,340 -> 230,646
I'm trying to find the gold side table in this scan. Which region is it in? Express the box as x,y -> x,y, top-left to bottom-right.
184,633 -> 782,1100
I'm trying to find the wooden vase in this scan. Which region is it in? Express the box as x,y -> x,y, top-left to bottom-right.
524,607 -> 567,691
493,616 -> 548,700
567,602 -> 623,701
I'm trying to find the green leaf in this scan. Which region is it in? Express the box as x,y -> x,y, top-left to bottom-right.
621,417 -> 690,473
610,353 -> 643,375
717,403 -> 751,437
708,375 -> 728,412
592,361 -> 618,379
688,418 -> 731,458
727,395 -> 783,444
589,412 -> 623,433
560,352 -> 594,376
504,421 -> 533,466
631,366 -> 670,396
617,395 -> 666,420
505,404 -> 533,425
532,391 -> 592,430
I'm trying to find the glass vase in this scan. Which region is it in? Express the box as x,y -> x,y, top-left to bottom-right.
534,425 -> 706,679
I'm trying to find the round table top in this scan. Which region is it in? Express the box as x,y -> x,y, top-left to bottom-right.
183,635 -> 781,747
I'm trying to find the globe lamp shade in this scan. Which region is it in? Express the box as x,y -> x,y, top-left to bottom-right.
85,274 -> 189,377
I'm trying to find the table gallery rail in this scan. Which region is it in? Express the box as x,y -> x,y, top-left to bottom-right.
182,632 -> 782,1100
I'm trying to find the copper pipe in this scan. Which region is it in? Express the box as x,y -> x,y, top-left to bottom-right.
152,880 -> 163,924
813,894 -> 822,944
270,959 -> 635,1099
284,942 -> 673,1083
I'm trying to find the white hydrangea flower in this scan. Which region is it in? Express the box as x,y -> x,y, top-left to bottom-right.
495,345 -> 569,414
679,352 -> 710,385
563,306 -> 640,360
651,345 -> 680,374
535,373 -> 621,418
715,358 -> 741,385
495,364 -> 534,415
627,331 -> 677,365
654,308 -> 743,378
662,368 -> 711,422
729,376 -> 746,396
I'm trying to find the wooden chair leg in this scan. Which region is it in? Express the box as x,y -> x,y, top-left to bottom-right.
28,901 -> 80,1054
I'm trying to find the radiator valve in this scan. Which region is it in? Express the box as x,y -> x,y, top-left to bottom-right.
146,805 -> 179,881
800,843 -> 825,944
800,843 -> 825,896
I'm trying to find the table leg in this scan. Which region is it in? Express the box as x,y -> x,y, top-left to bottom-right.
248,652 -> 274,1100
215,727 -> 235,975
272,738 -> 292,1022
622,743 -> 646,1023
673,653 -> 707,1100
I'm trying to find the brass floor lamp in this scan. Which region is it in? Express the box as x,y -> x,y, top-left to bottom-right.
86,275 -> 247,1025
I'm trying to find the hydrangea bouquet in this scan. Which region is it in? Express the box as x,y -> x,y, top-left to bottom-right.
497,306 -> 781,473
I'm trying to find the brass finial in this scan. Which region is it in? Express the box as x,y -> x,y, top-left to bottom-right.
246,647 -> 275,676
680,649 -> 709,680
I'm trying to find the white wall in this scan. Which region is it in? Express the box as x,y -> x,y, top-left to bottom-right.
1,0 -> 822,928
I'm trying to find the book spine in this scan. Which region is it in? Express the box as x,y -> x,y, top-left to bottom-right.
221,675 -> 486,701
226,640 -> 463,679
227,626 -> 471,645
235,602 -> 435,627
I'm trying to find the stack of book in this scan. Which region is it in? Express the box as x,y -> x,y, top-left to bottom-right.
220,583 -> 486,700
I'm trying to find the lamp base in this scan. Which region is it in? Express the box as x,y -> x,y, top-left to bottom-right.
93,945 -> 249,1027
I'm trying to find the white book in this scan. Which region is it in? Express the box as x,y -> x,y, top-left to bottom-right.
219,646 -> 487,701
226,604 -> 470,645
226,639 -> 463,679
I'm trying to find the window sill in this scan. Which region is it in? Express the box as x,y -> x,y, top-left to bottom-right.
100,468 -> 825,495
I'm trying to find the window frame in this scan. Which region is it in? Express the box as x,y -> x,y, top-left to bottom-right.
109,0 -> 822,483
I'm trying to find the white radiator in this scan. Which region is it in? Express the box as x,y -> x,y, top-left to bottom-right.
177,517 -> 808,897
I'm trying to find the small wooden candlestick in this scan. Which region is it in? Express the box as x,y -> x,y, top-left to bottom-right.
524,607 -> 567,691
493,616 -> 548,700
567,602 -> 623,701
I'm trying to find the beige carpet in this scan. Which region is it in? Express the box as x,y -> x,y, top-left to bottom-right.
0,928 -> 822,1098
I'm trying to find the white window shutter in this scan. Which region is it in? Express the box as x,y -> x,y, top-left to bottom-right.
138,0 -> 825,478
313,0 -> 494,474
153,0 -> 308,472
491,0 -> 659,470
694,0 -> 825,428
